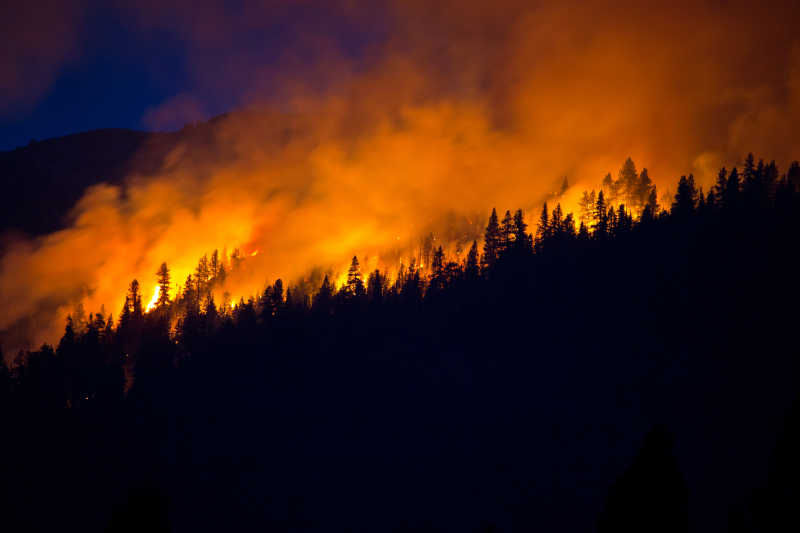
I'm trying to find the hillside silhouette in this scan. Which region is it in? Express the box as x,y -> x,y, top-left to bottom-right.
0,111 -> 295,237
2,151 -> 800,532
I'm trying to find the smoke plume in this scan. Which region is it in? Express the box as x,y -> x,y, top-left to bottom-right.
2,0 -> 799,350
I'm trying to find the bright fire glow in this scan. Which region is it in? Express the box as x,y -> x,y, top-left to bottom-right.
145,286 -> 160,313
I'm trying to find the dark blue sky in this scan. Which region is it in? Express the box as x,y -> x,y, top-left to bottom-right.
0,1 -> 385,151
3,6 -> 177,149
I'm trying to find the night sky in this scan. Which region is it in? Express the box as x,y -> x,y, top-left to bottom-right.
0,1 -> 383,150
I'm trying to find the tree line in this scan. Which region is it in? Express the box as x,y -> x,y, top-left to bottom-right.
2,153 -> 800,532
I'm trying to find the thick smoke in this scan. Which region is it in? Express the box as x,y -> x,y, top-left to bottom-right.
0,0 -> 87,116
2,0 -> 799,350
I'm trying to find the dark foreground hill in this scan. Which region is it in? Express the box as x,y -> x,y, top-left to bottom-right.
2,158 -> 800,532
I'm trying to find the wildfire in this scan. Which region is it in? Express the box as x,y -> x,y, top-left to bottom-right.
145,286 -> 160,313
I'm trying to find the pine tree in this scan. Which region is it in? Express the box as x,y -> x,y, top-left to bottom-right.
619,157 -> 639,209
646,186 -> 659,216
535,202 -> 550,248
697,187 -> 706,212
183,275 -> 198,316
512,209 -> 530,252
724,167 -> 740,209
787,161 -> 800,191
428,246 -> 446,295
210,250 -> 220,280
482,208 -> 501,269
594,190 -> 608,237
195,254 -> 210,286
58,315 -> 77,353
607,206 -> 617,235
367,270 -> 387,303
156,262 -> 171,308
705,188 -> 715,210
578,221 -> 590,240
563,213 -> 577,239
500,210 -> 514,253
346,256 -> 365,297
128,279 -> 143,320
714,167 -> 728,206
578,190 -> 596,226
603,173 -> 617,203
764,160 -> 779,202
313,275 -> 334,313
636,168 -> 654,213
465,240 -> 480,279
671,175 -> 698,217
551,204 -> 564,238
743,153 -> 756,189
616,205 -> 631,233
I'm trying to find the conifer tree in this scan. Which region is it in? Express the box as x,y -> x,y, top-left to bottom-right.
195,254 -> 210,304
563,213 -> 577,239
697,187 -> 706,212
500,210 -> 514,252
578,221 -> 590,240
578,190 -> 596,226
482,208 -> 501,269
724,167 -> 740,209
616,205 -> 631,233
465,240 -> 480,279
346,256 -> 365,297
183,275 -> 198,316
535,202 -> 550,248
512,209 -> 530,252
714,167 -> 728,205
646,187 -> 659,216
195,254 -> 210,286
636,168 -> 653,213
313,275 -> 334,313
367,270 -> 387,303
787,161 -> 800,191
619,157 -> 639,209
671,175 -> 698,217
705,189 -> 715,210
156,262 -> 171,308
607,206 -> 617,235
594,190 -> 608,237
743,153 -> 756,188
602,173 -> 617,203
429,246 -> 446,294
551,204 -> 564,237
128,280 -> 143,320
210,250 -> 220,280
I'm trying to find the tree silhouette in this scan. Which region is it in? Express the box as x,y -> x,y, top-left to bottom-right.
594,190 -> 608,237
482,208 -> 501,270
156,262 -> 171,308
619,157 -> 639,209
465,240 -> 480,279
500,210 -> 514,252
671,175 -> 697,217
535,202 -> 550,250
346,256 -> 365,298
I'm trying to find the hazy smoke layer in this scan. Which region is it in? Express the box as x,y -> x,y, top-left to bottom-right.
2,0 -> 799,350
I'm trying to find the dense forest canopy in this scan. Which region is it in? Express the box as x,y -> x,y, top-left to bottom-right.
2,153 -> 800,531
